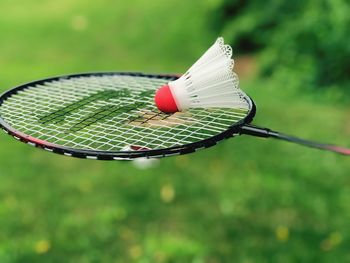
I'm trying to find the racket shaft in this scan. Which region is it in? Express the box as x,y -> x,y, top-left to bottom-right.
240,124 -> 350,155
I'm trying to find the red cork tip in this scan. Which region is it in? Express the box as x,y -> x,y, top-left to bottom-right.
154,85 -> 179,113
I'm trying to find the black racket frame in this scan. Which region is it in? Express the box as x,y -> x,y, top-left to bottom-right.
0,72 -> 257,160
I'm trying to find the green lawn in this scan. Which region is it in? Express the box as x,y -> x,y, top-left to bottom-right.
0,1 -> 349,262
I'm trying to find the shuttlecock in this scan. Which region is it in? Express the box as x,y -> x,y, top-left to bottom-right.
154,37 -> 248,113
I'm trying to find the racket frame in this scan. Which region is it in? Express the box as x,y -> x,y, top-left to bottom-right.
0,72 -> 256,160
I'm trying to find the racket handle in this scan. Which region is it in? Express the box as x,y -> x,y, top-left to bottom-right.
240,124 -> 350,155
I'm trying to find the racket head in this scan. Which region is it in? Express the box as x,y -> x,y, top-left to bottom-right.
0,72 -> 256,160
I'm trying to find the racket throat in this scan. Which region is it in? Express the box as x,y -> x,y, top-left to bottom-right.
240,125 -> 278,138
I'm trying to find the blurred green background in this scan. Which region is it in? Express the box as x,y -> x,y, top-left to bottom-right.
0,0 -> 349,262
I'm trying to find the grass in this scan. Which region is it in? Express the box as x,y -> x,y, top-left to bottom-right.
0,0 -> 350,262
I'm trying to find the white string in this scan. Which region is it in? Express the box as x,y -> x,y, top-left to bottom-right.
0,75 -> 250,151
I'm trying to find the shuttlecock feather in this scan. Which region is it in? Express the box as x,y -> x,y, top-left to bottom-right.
155,37 -> 249,113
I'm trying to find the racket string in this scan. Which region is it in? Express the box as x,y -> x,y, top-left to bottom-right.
0,75 -> 249,152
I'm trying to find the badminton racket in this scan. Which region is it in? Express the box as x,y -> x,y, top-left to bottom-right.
0,72 -> 349,160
